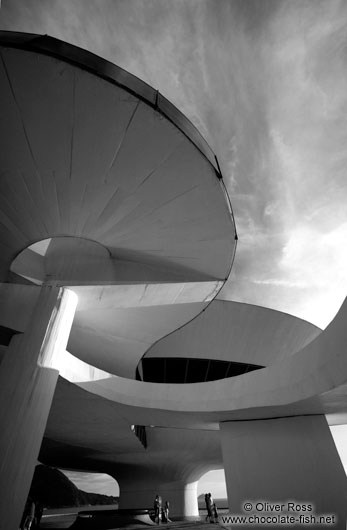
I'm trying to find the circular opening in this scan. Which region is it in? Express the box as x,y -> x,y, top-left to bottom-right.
10,236 -> 110,285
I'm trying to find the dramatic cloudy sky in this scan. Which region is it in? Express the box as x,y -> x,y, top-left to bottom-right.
2,0 -> 347,496
2,0 -> 347,328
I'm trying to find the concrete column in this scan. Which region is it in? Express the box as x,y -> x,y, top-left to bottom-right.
0,286 -> 77,530
220,415 -> 347,529
118,475 -> 199,518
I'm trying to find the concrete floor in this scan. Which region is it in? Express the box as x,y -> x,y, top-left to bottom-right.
40,518 -> 221,530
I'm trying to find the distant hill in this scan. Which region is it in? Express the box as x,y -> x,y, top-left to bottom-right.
29,465 -> 119,508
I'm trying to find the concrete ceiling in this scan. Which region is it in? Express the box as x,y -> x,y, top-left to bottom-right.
144,299 -> 321,366
2,32 -> 347,480
73,296 -> 347,420
0,36 -> 235,282
0,33 -> 236,378
41,378 -> 223,479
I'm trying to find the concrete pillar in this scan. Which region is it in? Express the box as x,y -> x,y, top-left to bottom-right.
220,415 -> 347,529
118,475 -> 199,518
0,286 -> 77,530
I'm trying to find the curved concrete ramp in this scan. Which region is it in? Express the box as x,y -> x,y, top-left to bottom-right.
70,508 -> 156,529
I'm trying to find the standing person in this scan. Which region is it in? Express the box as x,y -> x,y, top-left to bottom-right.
154,494 -> 162,524
22,498 -> 35,530
204,493 -> 209,521
204,493 -> 212,522
212,502 -> 219,523
163,500 -> 171,522
34,501 -> 44,529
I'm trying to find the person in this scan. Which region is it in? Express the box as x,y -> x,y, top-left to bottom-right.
163,500 -> 171,523
22,498 -> 36,530
154,494 -> 162,524
212,502 -> 219,523
204,493 -> 212,523
34,501 -> 44,529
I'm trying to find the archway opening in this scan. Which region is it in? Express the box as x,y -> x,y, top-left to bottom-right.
197,469 -> 228,513
28,465 -> 119,510
61,469 -> 119,500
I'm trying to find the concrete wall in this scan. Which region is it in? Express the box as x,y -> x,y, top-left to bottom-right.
220,415 -> 347,529
118,474 -> 199,518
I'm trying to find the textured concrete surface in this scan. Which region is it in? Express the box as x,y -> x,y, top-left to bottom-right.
41,514 -> 220,530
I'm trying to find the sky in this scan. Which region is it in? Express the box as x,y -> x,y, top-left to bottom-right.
62,468 -> 228,500
2,0 -> 347,497
2,0 -> 347,329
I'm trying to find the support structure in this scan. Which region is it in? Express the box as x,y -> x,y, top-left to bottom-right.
4,29 -> 347,530
220,415 -> 347,529
0,286 -> 77,530
117,473 -> 199,518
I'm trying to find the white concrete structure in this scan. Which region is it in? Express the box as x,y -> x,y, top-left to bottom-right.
1,32 -> 347,530
220,416 -> 347,522
0,286 -> 77,530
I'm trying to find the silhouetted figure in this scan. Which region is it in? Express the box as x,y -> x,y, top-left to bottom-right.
21,498 -> 35,530
205,493 -> 213,522
154,494 -> 162,524
163,500 -> 171,522
33,501 -> 44,529
212,503 -> 219,523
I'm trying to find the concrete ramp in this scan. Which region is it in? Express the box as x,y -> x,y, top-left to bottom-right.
70,508 -> 156,529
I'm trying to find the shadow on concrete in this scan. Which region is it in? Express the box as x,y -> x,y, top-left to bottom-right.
70,509 -> 156,529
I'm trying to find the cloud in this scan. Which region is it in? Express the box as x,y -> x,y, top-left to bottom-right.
219,1 -> 347,327
2,0 -> 347,327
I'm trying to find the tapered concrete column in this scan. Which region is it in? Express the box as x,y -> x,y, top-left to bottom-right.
118,475 -> 199,518
220,415 -> 347,529
0,286 -> 77,530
